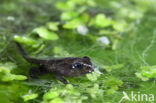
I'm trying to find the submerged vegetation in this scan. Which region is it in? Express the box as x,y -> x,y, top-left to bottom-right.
0,0 -> 156,103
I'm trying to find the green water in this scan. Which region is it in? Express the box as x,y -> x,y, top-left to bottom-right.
0,0 -> 156,103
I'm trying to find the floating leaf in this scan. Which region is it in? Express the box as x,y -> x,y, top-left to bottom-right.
151,68 -> 156,77
136,65 -> 156,81
63,18 -> 82,29
61,11 -> 79,21
33,27 -> 59,40
22,93 -> 38,101
135,73 -> 149,81
112,39 -> 119,50
0,67 -> 10,74
81,13 -> 90,23
142,71 -> 152,78
47,22 -> 59,31
112,21 -> 127,32
0,62 -> 27,82
119,8 -> 143,20
2,74 -> 27,81
86,0 -> 96,6
66,84 -> 74,90
106,88 -> 116,95
14,75 -> 27,80
53,47 -> 62,54
56,1 -> 75,11
87,83 -> 103,98
43,91 -> 59,100
87,73 -> 97,81
0,62 -> 16,74
94,14 -> 112,27
49,98 -> 63,103
102,64 -> 124,72
104,77 -> 123,87
77,6 -> 87,13
14,35 -> 36,45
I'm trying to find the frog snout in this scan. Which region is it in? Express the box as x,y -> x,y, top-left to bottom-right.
88,66 -> 94,73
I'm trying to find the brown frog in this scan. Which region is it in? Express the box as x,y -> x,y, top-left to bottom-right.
15,42 -> 94,84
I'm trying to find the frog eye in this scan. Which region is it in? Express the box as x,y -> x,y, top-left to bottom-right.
72,63 -> 83,69
83,56 -> 90,60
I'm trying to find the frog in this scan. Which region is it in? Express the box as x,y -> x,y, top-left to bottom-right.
15,42 -> 94,84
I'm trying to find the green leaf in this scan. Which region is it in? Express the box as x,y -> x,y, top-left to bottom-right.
56,1 -> 75,11
86,0 -> 96,6
86,73 -> 97,82
93,83 -> 99,90
94,14 -> 112,27
112,39 -> 119,50
119,8 -> 143,19
112,21 -> 127,32
22,93 -> 38,101
49,98 -> 63,103
0,62 -> 27,82
53,47 -> 62,54
63,18 -> 82,29
46,22 -> 59,31
102,64 -> 123,72
106,89 -> 115,95
0,64 -> 12,74
77,6 -> 87,13
66,84 -> 74,90
81,13 -> 90,23
14,35 -> 36,45
135,73 -> 149,81
0,67 -> 10,74
2,74 -> 27,81
33,27 -> 59,40
14,75 -> 27,80
61,11 -> 79,21
43,91 -> 59,100
136,65 -> 156,81
1,74 -> 15,81
151,68 -> 156,77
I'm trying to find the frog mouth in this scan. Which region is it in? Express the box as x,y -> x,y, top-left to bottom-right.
88,65 -> 94,73
88,70 -> 92,73
88,68 -> 94,73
